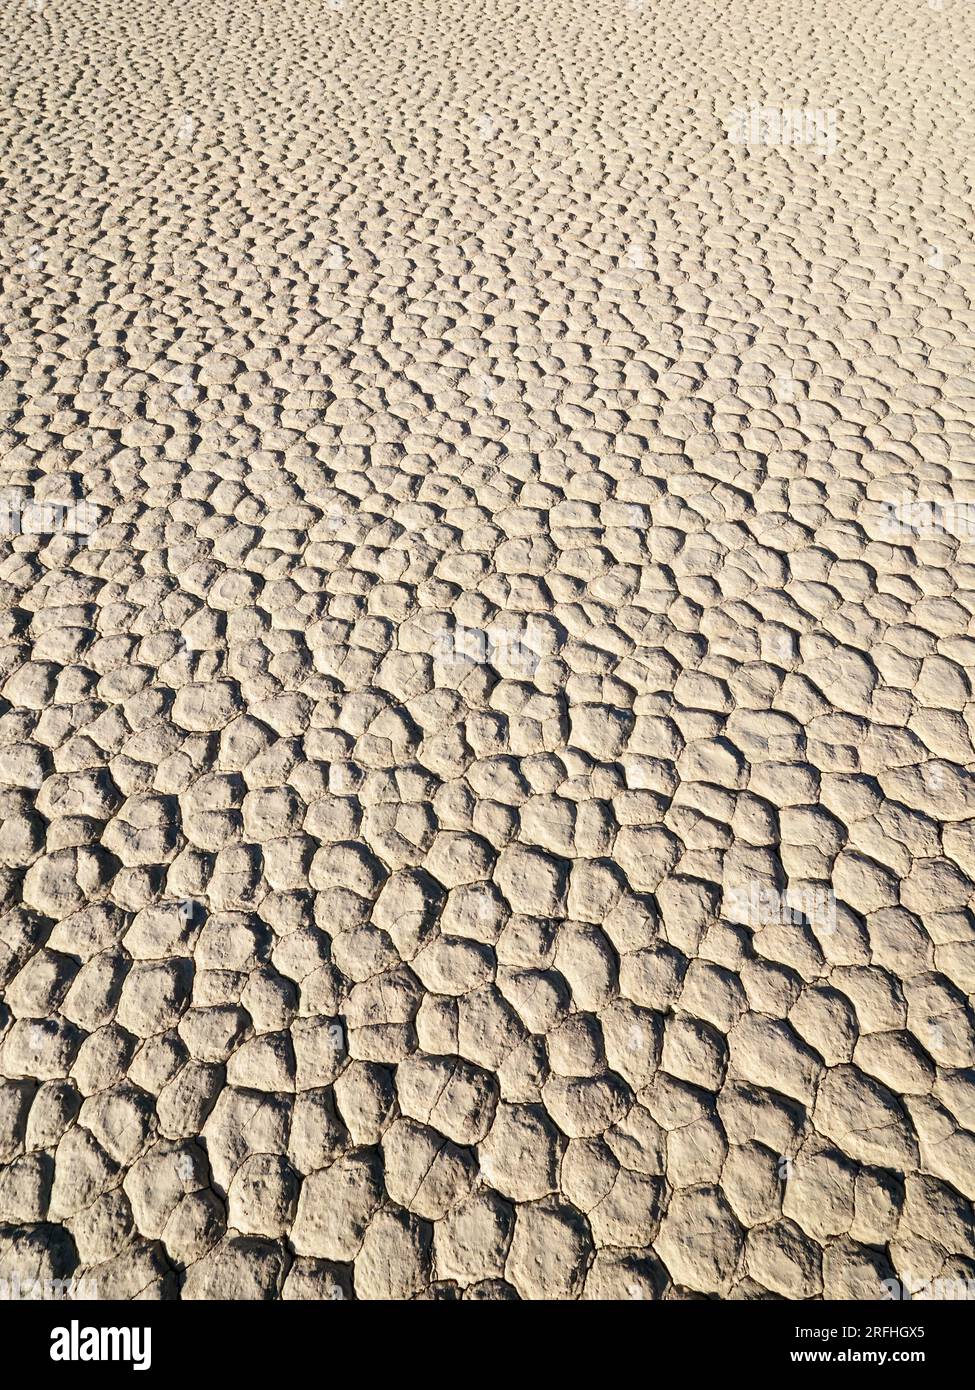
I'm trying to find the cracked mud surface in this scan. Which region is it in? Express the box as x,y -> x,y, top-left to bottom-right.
2,0 -> 975,1302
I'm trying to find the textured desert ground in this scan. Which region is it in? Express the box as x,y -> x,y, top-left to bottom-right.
1,0 -> 974,1302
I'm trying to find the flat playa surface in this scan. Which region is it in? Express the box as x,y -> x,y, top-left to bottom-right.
2,0 -> 975,1300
